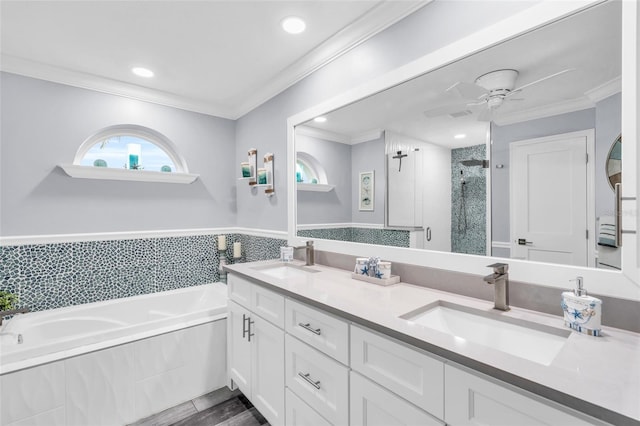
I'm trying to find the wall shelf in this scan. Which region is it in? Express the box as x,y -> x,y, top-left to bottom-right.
297,183 -> 335,192
59,164 -> 199,184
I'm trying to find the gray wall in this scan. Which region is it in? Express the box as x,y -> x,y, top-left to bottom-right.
0,72 -> 237,236
235,1 -> 539,231
351,136 -> 385,224
490,94 -> 621,246
296,133 -> 352,224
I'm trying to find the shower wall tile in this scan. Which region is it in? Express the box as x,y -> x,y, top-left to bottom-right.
0,233 -> 282,313
451,144 -> 487,255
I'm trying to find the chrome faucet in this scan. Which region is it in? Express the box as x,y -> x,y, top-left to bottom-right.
483,263 -> 509,311
294,240 -> 315,266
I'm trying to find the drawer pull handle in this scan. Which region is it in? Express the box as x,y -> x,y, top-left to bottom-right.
242,314 -> 249,339
298,322 -> 321,335
298,372 -> 321,390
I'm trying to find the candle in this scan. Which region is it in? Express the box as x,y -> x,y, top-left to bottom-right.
233,242 -> 242,258
218,235 -> 226,251
127,143 -> 141,169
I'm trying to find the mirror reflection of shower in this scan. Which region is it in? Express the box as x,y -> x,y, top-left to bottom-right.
457,170 -> 468,234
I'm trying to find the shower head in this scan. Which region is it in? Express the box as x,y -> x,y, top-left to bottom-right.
460,170 -> 466,184
460,159 -> 489,168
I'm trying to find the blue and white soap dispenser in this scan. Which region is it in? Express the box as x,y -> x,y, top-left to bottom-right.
561,276 -> 602,336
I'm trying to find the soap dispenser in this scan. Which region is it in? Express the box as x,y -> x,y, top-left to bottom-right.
561,277 -> 602,336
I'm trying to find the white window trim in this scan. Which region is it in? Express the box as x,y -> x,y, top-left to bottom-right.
74,124 -> 190,173
60,124 -> 198,184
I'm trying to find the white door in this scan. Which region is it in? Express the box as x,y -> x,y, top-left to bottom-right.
510,131 -> 592,266
387,150 -> 422,228
227,301 -> 251,395
251,317 -> 285,426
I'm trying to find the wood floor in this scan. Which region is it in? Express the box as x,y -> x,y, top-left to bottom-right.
129,387 -> 270,426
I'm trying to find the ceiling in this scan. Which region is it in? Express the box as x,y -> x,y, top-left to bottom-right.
302,1 -> 621,149
0,1 -> 427,120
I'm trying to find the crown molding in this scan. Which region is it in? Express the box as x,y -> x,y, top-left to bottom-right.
296,125 -> 350,144
584,76 -> 621,103
0,55 -> 237,119
231,1 -> 431,118
1,1 -> 430,121
351,129 -> 383,145
494,96 -> 595,126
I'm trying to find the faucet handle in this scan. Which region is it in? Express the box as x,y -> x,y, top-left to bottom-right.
487,263 -> 508,274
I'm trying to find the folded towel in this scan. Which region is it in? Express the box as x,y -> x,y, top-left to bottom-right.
598,216 -> 617,247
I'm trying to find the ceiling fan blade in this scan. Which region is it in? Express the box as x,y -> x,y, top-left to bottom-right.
447,81 -> 488,100
423,101 -> 470,118
507,68 -> 575,96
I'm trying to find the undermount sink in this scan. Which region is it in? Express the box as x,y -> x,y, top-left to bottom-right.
252,263 -> 320,279
400,301 -> 570,366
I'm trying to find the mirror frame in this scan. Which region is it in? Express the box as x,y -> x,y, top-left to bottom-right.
288,0 -> 640,300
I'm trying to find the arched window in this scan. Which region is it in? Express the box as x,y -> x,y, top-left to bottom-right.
74,124 -> 189,173
296,151 -> 327,184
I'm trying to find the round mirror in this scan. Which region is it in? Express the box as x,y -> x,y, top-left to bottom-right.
606,134 -> 622,191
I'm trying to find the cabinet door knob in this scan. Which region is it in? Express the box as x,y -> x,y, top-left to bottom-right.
298,322 -> 322,335
298,372 -> 321,390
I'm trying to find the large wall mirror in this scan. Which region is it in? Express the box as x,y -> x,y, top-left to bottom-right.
288,0 -> 639,300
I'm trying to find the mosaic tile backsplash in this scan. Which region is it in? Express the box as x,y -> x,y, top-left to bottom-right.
0,234 -> 286,312
297,227 -> 410,247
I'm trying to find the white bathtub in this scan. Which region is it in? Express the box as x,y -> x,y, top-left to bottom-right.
0,282 -> 228,372
0,282 -> 229,426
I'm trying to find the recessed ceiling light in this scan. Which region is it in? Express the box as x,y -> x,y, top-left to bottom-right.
132,67 -> 154,78
454,134 -> 466,139
282,16 -> 306,34
314,116 -> 327,123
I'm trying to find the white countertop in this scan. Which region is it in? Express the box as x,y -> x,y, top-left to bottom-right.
225,260 -> 640,425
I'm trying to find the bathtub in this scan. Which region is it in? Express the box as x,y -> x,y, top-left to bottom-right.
0,282 -> 229,425
0,282 -> 228,372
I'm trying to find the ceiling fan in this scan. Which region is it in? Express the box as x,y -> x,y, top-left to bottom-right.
424,68 -> 575,121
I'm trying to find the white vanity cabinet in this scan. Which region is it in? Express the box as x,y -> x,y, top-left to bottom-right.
284,299 -> 350,426
444,365 -> 608,426
350,325 -> 445,420
351,371 -> 444,426
227,275 -> 285,426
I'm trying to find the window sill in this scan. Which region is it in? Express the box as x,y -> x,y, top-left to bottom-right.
59,164 -> 199,184
297,183 -> 335,192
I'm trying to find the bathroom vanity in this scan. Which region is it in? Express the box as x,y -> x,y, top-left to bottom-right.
225,260 -> 640,426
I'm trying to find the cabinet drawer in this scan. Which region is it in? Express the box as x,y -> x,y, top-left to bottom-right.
285,335 -> 349,426
228,273 -> 251,308
444,365 -> 606,426
351,325 -> 444,419
351,371 -> 445,426
285,388 -> 332,426
285,299 -> 349,364
252,283 -> 285,328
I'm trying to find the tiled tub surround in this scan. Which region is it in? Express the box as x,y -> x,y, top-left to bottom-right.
225,260 -> 640,425
0,283 -> 228,425
0,233 -> 285,313
297,227 -> 410,247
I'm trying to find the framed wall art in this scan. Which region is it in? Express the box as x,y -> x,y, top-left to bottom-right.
359,171 -> 374,211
